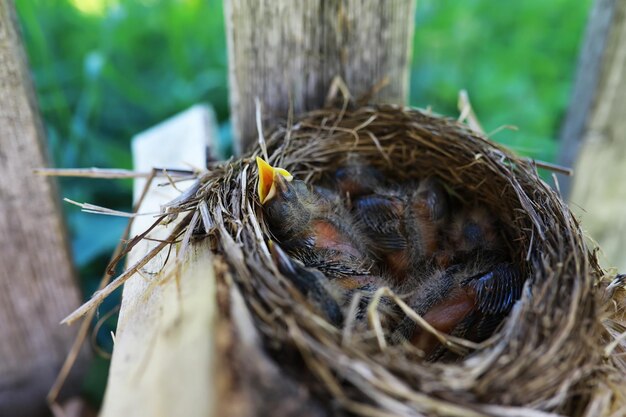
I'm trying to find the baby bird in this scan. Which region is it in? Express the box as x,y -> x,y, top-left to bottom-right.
392,258 -> 522,358
256,157 -> 369,264
257,158 -> 388,317
391,203 -> 520,358
258,158 -> 521,355
446,205 -> 501,257
353,177 -> 450,281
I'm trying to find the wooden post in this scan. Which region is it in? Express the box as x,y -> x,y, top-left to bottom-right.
0,1 -> 87,415
225,0 -> 416,153
99,106 -> 218,417
558,0 -> 626,271
557,0 -> 616,198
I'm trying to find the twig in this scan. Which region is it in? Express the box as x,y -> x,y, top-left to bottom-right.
63,198 -> 160,218
255,97 -> 269,161
34,167 -> 195,178
61,211 -> 194,325
47,170 -> 158,408
530,159 -> 574,176
90,304 -> 121,359
106,214 -> 168,276
457,89 -> 485,135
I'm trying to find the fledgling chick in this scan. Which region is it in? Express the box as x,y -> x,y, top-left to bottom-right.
353,177 -> 450,281
392,258 -> 523,358
443,205 -> 502,263
257,158 -> 402,329
257,157 -> 370,262
257,156 -> 382,291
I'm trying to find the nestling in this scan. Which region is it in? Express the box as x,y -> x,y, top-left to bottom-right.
258,158 -> 395,324
257,157 -> 369,264
353,177 -> 450,281
257,157 -> 522,358
392,257 -> 522,357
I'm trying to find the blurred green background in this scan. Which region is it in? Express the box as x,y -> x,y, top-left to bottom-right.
14,0 -> 592,407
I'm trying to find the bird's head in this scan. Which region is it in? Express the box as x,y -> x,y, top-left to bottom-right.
256,157 -> 315,240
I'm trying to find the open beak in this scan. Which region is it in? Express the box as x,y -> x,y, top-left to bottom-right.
256,157 -> 293,204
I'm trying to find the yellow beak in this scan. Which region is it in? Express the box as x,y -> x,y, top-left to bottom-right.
256,157 -> 293,204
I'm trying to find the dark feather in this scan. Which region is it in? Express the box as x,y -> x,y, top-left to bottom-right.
462,263 -> 522,315
355,195 -> 407,251
270,243 -> 344,326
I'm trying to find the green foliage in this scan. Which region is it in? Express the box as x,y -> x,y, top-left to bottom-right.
411,0 -> 592,161
16,0 -> 228,270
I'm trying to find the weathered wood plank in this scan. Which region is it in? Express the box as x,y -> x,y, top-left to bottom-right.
558,0 -> 616,198
225,0 -> 416,153
0,2 -> 86,415
559,0 -> 626,272
100,105 -> 217,417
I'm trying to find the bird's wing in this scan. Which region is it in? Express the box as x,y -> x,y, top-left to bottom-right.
300,249 -> 372,278
270,242 -> 344,326
462,263 -> 522,315
354,195 -> 407,251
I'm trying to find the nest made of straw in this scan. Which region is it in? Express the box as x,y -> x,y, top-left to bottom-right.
156,104 -> 626,416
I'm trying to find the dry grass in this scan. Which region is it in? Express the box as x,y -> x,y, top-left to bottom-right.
65,104 -> 626,416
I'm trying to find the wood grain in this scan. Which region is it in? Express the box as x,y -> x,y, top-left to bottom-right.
225,0 -> 416,153
100,106 -> 217,417
564,0 -> 626,273
0,1 -> 87,415
558,0 -> 616,198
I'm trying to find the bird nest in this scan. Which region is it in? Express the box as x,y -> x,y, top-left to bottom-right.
81,104 -> 626,416
180,104 -> 625,416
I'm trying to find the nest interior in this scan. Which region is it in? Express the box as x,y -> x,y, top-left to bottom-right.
183,104 -> 625,416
